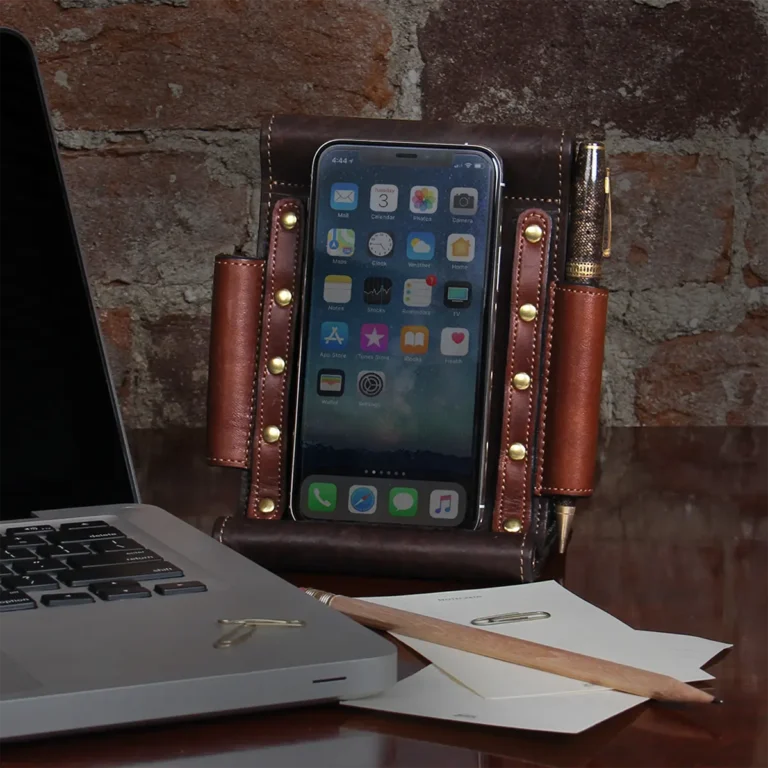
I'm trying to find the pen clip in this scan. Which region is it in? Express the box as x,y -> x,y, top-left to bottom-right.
470,611 -> 551,626
602,168 -> 612,259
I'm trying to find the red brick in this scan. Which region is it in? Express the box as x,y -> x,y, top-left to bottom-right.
60,146 -> 248,286
97,306 -> 133,411
3,0 -> 393,130
141,314 -> 211,427
420,0 -> 767,139
605,154 -> 735,291
745,152 -> 768,287
635,314 -> 768,426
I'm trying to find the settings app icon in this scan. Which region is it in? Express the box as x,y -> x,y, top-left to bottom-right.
357,370 -> 385,397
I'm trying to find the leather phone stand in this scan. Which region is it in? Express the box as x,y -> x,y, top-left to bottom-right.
207,115 -> 608,582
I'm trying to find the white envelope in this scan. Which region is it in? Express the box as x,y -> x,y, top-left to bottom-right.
334,190 -> 355,203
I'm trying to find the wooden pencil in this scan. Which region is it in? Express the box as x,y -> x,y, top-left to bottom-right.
303,588 -> 716,704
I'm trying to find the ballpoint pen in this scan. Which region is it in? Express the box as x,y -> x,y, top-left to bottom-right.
557,142 -> 610,554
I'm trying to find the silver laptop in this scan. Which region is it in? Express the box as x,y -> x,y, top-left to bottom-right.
0,28 -> 396,740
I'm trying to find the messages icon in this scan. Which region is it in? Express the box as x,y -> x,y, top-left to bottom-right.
389,487 -> 418,517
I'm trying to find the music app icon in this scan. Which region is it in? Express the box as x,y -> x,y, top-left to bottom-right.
429,489 -> 459,520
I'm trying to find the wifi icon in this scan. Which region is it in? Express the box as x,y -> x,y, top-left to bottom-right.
464,162 -> 472,168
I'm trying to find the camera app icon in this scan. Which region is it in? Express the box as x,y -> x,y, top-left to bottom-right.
449,187 -> 478,216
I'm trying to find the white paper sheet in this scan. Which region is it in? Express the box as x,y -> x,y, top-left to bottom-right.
362,582 -> 730,699
342,583 -> 731,733
345,664 -> 647,734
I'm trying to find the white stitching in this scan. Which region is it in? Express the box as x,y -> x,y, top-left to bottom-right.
216,260 -> 262,268
540,487 -> 593,493
266,114 -> 275,221
558,287 -> 609,299
504,195 -> 559,203
209,457 -> 248,467
535,283 -> 557,493
271,180 -> 309,188
249,204 -> 283,517
273,205 -> 300,515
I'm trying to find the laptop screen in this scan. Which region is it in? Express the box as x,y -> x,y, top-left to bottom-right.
0,29 -> 138,519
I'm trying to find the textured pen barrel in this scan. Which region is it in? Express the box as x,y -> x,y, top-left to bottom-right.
565,142 -> 608,285
304,589 -> 714,705
555,141 -> 609,552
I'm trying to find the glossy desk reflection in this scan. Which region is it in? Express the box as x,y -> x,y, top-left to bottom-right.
3,427 -> 765,768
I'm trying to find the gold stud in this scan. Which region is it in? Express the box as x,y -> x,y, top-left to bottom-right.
503,517 -> 522,534
268,356 -> 286,375
524,224 -> 543,244
275,289 -> 292,307
519,304 -> 537,322
507,443 -> 526,461
263,425 -> 281,443
513,372 -> 531,390
258,498 -> 276,514
280,210 -> 298,231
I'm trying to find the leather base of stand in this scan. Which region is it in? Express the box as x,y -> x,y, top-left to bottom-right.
213,518 -> 555,583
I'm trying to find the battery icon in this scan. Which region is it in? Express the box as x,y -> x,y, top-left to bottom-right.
474,163 -> 482,168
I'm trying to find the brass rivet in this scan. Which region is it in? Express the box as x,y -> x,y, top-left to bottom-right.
508,443 -> 526,461
513,372 -> 531,390
263,425 -> 281,443
524,224 -> 543,244
503,517 -> 522,534
268,356 -> 286,375
280,210 -> 298,231
275,289 -> 293,307
258,498 -> 276,514
519,304 -> 537,322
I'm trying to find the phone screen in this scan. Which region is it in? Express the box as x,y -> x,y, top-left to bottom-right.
292,142 -> 500,528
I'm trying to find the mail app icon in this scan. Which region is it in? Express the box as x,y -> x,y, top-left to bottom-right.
331,183 -> 359,211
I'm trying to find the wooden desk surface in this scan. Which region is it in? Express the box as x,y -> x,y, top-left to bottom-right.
3,427 -> 766,767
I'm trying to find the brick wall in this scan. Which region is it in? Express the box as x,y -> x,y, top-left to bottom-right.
4,0 -> 767,427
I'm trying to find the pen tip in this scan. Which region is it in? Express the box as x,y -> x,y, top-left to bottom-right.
712,698 -> 723,705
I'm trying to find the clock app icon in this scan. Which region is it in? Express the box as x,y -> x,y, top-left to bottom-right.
367,232 -> 394,258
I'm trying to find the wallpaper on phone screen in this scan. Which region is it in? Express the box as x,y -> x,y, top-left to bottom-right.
295,145 -> 497,518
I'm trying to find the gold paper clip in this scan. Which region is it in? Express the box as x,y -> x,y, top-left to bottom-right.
214,617 -> 305,649
471,611 -> 551,626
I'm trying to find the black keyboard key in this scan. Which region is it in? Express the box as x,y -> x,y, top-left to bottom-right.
94,584 -> 151,601
1,574 -> 59,592
14,558 -> 70,575
0,589 -> 37,612
91,538 -> 145,555
41,592 -> 96,607
3,525 -> 55,536
37,542 -> 92,559
59,520 -> 110,531
68,550 -> 162,570
0,548 -> 36,564
88,579 -> 140,594
62,561 -> 183,587
2,534 -> 48,549
155,581 -> 207,596
48,527 -> 126,545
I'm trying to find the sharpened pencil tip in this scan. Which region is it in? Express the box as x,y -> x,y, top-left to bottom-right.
712,698 -> 723,704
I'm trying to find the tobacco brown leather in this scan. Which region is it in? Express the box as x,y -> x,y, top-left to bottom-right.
493,210 -> 552,546
206,257 -> 265,468
213,517 -> 545,582
246,199 -> 303,518
538,284 -> 609,496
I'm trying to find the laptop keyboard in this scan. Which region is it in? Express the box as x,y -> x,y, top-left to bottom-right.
0,520 -> 207,612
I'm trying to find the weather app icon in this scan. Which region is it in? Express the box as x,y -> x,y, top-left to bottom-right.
407,232 -> 435,260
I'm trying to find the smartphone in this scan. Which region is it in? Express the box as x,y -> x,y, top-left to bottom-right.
290,140 -> 503,529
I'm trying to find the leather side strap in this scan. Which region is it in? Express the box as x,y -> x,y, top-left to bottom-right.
539,284 -> 608,496
493,209 -> 552,535
206,257 -> 266,468
247,199 -> 303,519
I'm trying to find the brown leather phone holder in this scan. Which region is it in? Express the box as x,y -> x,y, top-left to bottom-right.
206,115 -> 608,582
